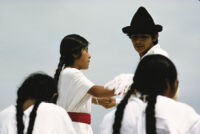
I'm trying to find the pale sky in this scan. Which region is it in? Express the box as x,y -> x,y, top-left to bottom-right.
0,0 -> 200,133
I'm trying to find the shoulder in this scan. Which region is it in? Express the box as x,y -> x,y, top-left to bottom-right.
152,44 -> 169,57
38,102 -> 67,116
0,105 -> 15,119
157,96 -> 197,114
61,67 -> 84,79
156,96 -> 200,132
0,105 -> 16,127
62,67 -> 81,75
37,102 -> 72,122
156,96 -> 200,124
144,44 -> 169,58
39,102 -> 66,111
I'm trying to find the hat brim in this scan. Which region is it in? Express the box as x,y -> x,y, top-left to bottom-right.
122,25 -> 162,35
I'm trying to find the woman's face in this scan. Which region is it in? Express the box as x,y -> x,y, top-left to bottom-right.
73,46 -> 91,70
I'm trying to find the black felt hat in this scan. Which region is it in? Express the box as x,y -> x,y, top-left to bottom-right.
122,7 -> 162,35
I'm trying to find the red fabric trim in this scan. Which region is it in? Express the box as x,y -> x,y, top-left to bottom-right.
68,112 -> 91,124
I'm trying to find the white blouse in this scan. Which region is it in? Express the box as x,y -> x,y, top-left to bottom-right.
0,102 -> 76,134
57,67 -> 94,113
100,96 -> 200,134
57,67 -> 95,134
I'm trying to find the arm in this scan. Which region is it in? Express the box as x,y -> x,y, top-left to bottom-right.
88,85 -> 115,97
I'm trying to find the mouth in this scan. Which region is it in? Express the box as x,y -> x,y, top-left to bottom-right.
135,45 -> 144,50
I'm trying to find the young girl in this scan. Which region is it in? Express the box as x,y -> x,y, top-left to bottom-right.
55,34 -> 116,134
0,73 -> 76,134
100,55 -> 200,134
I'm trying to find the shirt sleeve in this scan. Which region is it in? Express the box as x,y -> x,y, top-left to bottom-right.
58,68 -> 94,110
70,70 -> 94,100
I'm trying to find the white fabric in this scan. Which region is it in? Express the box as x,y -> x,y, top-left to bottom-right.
104,44 -> 169,105
0,103 -> 76,134
142,44 -> 169,59
57,67 -> 95,134
100,96 -> 200,134
104,73 -> 134,95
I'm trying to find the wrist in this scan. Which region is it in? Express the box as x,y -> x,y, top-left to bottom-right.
95,97 -> 99,105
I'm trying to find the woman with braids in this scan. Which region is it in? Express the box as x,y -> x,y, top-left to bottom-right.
100,55 -> 200,134
55,34 -> 117,134
0,73 -> 76,134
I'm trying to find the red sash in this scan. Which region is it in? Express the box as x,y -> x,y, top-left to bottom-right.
68,112 -> 91,124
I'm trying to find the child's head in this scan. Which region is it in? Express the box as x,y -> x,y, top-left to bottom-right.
122,7 -> 162,57
129,33 -> 159,57
17,73 -> 58,103
16,73 -> 57,134
54,34 -> 90,83
113,55 -> 178,134
132,54 -> 177,97
60,34 -> 89,67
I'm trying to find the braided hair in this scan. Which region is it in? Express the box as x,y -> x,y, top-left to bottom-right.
113,55 -> 177,134
54,34 -> 89,84
16,73 -> 57,134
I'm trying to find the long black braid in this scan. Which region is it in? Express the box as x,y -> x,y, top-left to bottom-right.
54,57 -> 64,85
16,98 -> 25,134
26,101 -> 41,134
16,73 -> 58,134
146,95 -> 157,134
113,83 -> 136,134
112,55 -> 177,134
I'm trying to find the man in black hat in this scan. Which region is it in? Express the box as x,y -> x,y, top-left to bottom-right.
122,6 -> 168,58
103,6 -> 170,108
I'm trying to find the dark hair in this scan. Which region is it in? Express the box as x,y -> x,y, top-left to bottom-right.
113,55 -> 177,134
128,32 -> 159,45
16,73 -> 58,134
54,34 -> 89,84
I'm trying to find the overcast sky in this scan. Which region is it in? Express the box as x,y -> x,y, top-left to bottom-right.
0,0 -> 200,133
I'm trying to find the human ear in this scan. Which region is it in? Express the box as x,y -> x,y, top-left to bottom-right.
172,79 -> 179,100
152,34 -> 158,42
51,93 -> 58,104
164,80 -> 178,99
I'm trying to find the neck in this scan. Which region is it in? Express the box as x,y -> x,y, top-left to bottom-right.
139,44 -> 156,58
23,99 -> 35,111
68,64 -> 81,70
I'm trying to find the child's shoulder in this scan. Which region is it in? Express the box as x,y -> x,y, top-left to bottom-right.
62,67 -> 83,78
39,102 -> 67,115
0,105 -> 16,124
62,67 -> 81,74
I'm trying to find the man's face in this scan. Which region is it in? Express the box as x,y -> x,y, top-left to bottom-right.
130,34 -> 156,57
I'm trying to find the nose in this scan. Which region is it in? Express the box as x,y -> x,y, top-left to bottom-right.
135,38 -> 143,44
88,53 -> 91,59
